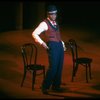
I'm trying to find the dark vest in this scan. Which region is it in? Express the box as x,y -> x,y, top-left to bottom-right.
44,19 -> 61,42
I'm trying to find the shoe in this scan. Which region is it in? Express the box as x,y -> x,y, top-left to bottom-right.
41,87 -> 49,94
42,89 -> 49,94
51,87 -> 66,93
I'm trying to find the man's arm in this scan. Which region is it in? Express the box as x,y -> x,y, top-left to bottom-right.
32,22 -> 49,49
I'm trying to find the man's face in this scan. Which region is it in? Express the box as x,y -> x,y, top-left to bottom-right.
48,13 -> 57,21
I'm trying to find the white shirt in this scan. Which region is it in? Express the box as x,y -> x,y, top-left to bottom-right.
32,18 -> 66,51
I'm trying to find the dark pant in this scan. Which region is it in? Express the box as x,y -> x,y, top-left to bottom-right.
42,41 -> 64,89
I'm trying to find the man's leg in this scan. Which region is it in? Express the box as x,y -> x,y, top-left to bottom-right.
41,42 -> 59,93
52,42 -> 64,90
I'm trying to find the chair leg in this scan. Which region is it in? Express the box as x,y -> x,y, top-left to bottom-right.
43,67 -> 45,80
32,71 -> 36,90
86,65 -> 88,83
71,63 -> 78,82
21,70 -> 27,87
72,70 -> 74,82
89,63 -> 92,79
74,63 -> 78,76
71,64 -> 75,82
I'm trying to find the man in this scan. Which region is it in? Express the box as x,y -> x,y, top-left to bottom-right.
32,5 -> 66,94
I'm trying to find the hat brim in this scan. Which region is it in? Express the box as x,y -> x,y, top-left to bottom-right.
48,10 -> 57,14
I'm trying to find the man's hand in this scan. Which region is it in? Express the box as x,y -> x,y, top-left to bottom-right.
63,45 -> 67,51
64,47 -> 67,51
41,42 -> 49,49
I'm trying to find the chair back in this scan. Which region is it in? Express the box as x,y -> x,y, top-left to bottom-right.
68,39 -> 78,62
21,43 -> 37,69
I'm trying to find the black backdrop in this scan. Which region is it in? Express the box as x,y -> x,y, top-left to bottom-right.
0,1 -> 100,35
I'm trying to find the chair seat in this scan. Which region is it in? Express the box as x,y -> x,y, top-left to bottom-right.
76,58 -> 92,64
27,64 -> 45,70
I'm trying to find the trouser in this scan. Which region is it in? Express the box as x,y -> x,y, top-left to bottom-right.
42,41 -> 64,89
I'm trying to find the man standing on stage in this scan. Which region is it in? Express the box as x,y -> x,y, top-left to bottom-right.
32,5 -> 66,94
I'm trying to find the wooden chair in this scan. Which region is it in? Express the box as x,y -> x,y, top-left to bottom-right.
20,43 -> 45,90
65,39 -> 92,83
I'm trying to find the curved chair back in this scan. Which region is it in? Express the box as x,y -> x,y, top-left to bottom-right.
21,43 -> 37,69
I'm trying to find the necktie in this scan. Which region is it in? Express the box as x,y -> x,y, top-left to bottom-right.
52,21 -> 56,28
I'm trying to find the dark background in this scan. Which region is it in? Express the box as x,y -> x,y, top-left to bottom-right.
0,1 -> 100,35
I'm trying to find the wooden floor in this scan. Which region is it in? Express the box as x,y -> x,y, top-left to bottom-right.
0,28 -> 100,98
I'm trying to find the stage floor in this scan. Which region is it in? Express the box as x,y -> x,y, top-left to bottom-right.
0,28 -> 100,98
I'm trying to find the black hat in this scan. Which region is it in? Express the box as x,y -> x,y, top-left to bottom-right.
47,5 -> 57,14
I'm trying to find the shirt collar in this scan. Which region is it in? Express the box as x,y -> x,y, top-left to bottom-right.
47,17 -> 57,25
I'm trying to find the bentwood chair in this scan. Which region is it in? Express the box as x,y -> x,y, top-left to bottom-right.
20,43 -> 45,90
65,39 -> 92,83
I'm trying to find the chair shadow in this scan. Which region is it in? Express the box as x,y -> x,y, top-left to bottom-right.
91,84 -> 100,90
0,43 -> 19,56
0,60 -> 22,84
